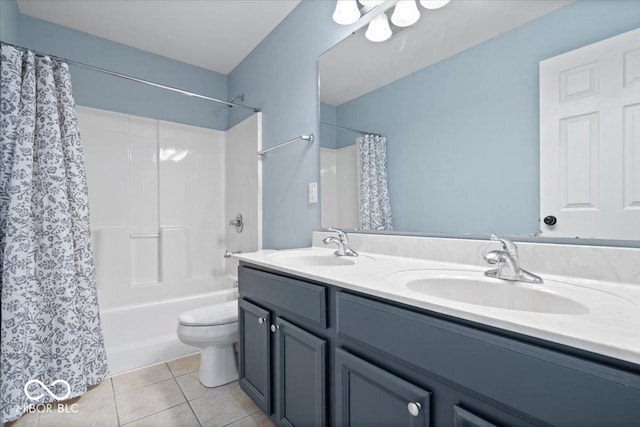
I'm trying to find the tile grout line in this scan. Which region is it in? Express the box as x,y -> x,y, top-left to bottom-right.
116,376 -> 186,425
110,357 -> 198,426
119,401 -> 189,427
221,407 -> 261,427
112,363 -> 174,396
111,379 -> 121,427
174,373 -> 203,427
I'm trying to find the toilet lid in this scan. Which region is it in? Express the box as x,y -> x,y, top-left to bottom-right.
178,300 -> 238,326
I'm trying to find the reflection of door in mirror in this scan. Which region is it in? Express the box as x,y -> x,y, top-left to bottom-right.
540,27 -> 640,240
320,144 -> 359,229
320,102 -> 360,229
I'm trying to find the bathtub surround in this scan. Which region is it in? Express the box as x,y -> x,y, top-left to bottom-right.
0,44 -> 107,423
225,113 -> 263,275
77,107 -> 261,375
78,106 -> 228,308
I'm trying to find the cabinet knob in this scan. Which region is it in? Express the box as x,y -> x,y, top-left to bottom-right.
543,215 -> 557,226
258,317 -> 265,325
407,402 -> 421,417
270,324 -> 280,333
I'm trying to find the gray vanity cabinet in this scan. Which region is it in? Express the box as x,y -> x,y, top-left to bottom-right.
335,349 -> 431,427
238,265 -> 329,427
238,262 -> 640,427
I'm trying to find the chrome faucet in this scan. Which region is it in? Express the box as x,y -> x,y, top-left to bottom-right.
484,234 -> 542,283
323,227 -> 358,257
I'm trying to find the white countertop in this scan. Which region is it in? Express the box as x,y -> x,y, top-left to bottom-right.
235,247 -> 640,366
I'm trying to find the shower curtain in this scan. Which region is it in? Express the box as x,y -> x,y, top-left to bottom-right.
0,44 -> 107,422
357,134 -> 393,231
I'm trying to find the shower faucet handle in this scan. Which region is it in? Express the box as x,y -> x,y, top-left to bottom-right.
229,213 -> 244,233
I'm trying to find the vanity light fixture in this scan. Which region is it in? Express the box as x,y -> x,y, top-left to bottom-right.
332,0 -> 361,25
419,0 -> 450,9
365,12 -> 393,42
391,0 -> 421,27
359,0 -> 385,6
333,0 -> 451,42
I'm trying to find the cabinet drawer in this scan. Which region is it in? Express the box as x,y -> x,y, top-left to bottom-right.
336,291 -> 640,426
335,349 -> 431,427
453,406 -> 497,427
239,265 -> 327,329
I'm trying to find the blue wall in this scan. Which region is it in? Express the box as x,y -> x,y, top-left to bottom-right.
17,14 -> 229,130
229,0 -> 363,249
334,0 -> 640,236
0,0 -> 19,44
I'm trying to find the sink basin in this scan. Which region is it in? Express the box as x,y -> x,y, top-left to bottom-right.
266,251 -> 370,267
408,275 -> 588,314
385,269 -> 625,315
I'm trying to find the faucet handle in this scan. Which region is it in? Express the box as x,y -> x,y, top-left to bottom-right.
490,234 -> 518,257
484,250 -> 502,265
328,227 -> 348,243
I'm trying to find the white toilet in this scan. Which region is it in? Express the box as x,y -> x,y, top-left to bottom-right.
177,300 -> 239,387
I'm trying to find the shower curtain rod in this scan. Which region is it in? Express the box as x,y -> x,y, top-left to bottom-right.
0,41 -> 260,113
320,122 -> 380,136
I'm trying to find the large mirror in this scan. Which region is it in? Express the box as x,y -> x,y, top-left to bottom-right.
319,0 -> 640,242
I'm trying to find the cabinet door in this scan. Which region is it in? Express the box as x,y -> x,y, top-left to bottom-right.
239,298 -> 271,413
335,349 -> 431,427
275,317 -> 327,427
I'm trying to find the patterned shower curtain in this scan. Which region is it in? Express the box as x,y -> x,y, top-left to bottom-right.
357,134 -> 393,231
0,44 -> 107,422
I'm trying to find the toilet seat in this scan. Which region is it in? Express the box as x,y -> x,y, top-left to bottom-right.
178,300 -> 237,326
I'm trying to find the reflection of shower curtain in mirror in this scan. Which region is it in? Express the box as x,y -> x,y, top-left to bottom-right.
357,134 -> 393,230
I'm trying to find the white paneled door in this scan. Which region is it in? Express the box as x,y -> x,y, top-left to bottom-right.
540,28 -> 640,240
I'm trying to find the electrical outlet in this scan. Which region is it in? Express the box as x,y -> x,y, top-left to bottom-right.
309,182 -> 318,204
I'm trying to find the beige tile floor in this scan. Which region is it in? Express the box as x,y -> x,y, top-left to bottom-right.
6,354 -> 275,427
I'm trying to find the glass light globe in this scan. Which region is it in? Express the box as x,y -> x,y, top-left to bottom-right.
391,0 -> 420,27
365,12 -> 392,42
419,0 -> 450,9
359,0 -> 385,7
333,0 -> 361,25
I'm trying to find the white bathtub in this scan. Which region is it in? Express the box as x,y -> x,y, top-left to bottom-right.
100,276 -> 238,375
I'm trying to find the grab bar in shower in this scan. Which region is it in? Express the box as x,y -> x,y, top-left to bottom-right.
257,133 -> 315,159
130,233 -> 159,238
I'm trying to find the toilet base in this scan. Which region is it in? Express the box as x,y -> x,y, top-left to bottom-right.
199,344 -> 238,387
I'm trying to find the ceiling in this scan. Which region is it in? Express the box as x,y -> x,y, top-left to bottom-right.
320,0 -> 572,106
17,0 -> 300,75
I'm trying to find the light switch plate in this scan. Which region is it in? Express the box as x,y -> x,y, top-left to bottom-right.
309,182 -> 318,204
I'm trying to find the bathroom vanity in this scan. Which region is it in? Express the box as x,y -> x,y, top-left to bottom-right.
235,238 -> 640,427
